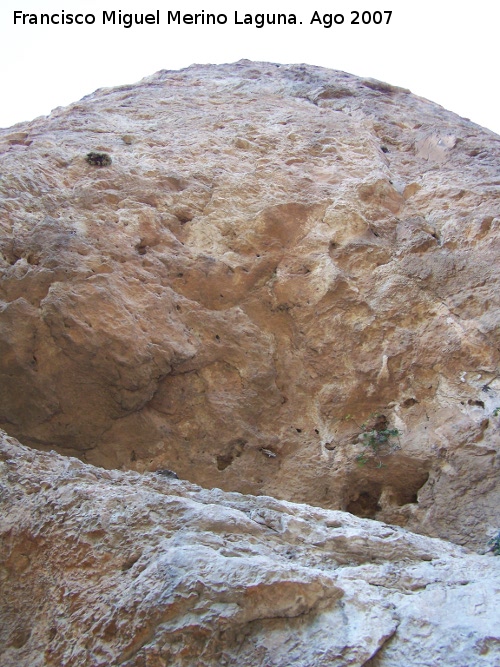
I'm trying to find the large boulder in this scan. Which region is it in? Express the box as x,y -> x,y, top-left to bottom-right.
1,431 -> 499,666
0,61 -> 499,548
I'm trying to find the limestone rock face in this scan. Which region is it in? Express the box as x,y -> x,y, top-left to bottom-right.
0,61 -> 499,549
1,432 -> 499,667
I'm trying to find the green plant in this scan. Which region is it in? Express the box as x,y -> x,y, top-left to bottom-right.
493,407 -> 500,417
343,412 -> 400,466
356,453 -> 369,466
361,428 -> 401,451
488,531 -> 500,556
85,151 -> 112,167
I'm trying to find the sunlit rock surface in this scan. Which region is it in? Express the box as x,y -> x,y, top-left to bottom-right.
1,431 -> 499,666
0,61 -> 499,550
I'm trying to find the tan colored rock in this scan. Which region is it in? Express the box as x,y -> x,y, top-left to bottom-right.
0,61 -> 499,550
1,431 -> 499,666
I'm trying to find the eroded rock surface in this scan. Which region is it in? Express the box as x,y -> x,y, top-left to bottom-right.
0,61 -> 499,549
1,432 -> 499,666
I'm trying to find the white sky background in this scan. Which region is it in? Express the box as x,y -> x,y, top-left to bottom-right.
1,0 -> 499,134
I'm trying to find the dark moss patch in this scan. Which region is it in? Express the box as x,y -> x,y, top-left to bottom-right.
85,152 -> 112,167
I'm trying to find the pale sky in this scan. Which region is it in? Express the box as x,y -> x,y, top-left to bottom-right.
1,0 -> 499,135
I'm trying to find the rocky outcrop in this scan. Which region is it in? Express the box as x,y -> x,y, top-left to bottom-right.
1,431 -> 499,667
0,61 -> 499,550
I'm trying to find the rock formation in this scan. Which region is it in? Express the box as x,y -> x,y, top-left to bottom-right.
0,61 -> 499,555
1,431 -> 499,666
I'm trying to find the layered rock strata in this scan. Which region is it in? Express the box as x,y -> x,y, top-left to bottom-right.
0,61 -> 499,549
1,432 -> 499,667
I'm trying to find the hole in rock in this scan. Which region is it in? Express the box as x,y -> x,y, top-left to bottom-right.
372,414 -> 388,431
216,454 -> 233,471
176,213 -> 193,224
389,473 -> 429,506
216,439 -> 247,471
347,489 -> 382,518
345,457 -> 430,521
402,397 -> 418,408
468,399 -> 485,408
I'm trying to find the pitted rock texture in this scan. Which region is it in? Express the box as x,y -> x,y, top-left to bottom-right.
1,432 -> 500,667
0,61 -> 500,549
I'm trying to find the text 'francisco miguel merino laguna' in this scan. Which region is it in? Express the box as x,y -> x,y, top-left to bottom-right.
13,10 -> 298,27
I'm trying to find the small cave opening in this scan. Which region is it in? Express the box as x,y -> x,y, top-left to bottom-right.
345,459 -> 431,521
216,438 -> 247,471
216,453 -> 234,471
347,489 -> 382,518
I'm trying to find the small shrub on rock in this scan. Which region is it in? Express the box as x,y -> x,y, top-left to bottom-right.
488,531 -> 500,555
85,152 -> 112,167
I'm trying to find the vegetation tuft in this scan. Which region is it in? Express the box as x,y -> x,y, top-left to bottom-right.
342,413 -> 401,467
85,151 -> 112,167
488,531 -> 500,556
